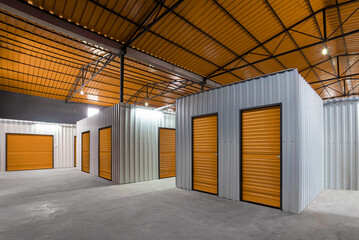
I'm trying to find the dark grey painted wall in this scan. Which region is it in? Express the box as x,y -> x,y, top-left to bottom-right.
0,91 -> 107,124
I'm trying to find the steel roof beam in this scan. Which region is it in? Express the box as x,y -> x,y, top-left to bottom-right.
86,0 -> 235,85
210,0 -> 286,74
0,12 -> 200,90
264,0 -> 332,97
306,0 -> 341,94
157,0 -> 263,78
310,73 -> 359,85
118,0 -> 183,102
65,51 -> 123,102
0,0 -> 219,88
210,28 -> 359,78
129,80 -> 200,105
207,0 -> 359,79
335,0 -> 356,95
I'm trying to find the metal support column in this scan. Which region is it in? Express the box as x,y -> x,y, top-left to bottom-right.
120,49 -> 126,103
201,78 -> 207,91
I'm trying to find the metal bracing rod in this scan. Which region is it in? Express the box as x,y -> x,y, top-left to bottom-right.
289,29 -> 322,40
125,0 -> 183,48
316,77 -> 359,96
0,46 -> 197,98
158,0 -> 263,76
124,1 -> 164,47
322,88 -> 359,100
341,58 -> 359,77
206,0 -> 359,79
309,73 -> 359,84
317,84 -> 343,95
306,0 -> 340,93
313,66 -> 338,78
119,0 -> 182,102
126,78 -> 202,105
65,51 -> 122,102
1,43 -> 188,95
322,91 -> 359,100
210,28 -> 359,78
127,80 -> 187,104
328,6 -> 359,39
66,0 -> 183,102
305,54 -> 359,88
210,0 -> 283,74
299,53 -> 359,74
347,80 -> 359,94
264,0 -> 331,97
154,103 -> 175,111
147,1 -> 247,81
87,0 -> 239,82
1,12 -> 201,91
133,81 -> 199,105
336,1 -> 355,93
66,0 -> 184,104
314,78 -> 346,91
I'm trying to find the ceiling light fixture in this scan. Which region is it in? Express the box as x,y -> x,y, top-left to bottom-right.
145,101 -> 149,107
80,90 -> 84,95
322,47 -> 328,55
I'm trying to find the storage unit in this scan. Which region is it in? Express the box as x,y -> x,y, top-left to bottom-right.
176,69 -> 324,213
324,98 -> 359,190
0,119 -> 76,172
99,127 -> 112,181
76,103 -> 175,184
6,134 -> 53,171
192,114 -> 218,194
241,105 -> 281,208
82,131 -> 90,173
159,128 -> 176,179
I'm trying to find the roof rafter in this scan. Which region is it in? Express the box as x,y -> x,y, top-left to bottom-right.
207,0 -> 359,79
208,0 -> 287,75
0,0 -> 213,86
66,0 -> 184,103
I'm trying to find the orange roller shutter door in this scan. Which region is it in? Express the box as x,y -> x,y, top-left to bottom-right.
82,132 -> 90,173
193,114 -> 218,195
99,127 -> 112,181
6,134 -> 53,171
241,105 -> 281,208
159,128 -> 176,179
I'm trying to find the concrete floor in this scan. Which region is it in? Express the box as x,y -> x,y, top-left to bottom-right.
0,169 -> 358,240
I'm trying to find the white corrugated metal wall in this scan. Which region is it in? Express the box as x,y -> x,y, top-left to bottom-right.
297,75 -> 324,212
324,99 -> 359,190
0,118 -> 76,172
176,69 -> 324,213
76,103 -> 175,184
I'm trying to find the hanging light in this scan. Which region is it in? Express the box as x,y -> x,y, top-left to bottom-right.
322,47 -> 328,55
80,90 -> 84,95
145,101 -> 149,107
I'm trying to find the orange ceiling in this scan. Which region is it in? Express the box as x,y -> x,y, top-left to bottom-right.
0,9 -> 203,107
1,0 -> 359,104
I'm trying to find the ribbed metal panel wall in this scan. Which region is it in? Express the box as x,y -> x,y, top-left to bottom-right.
324,99 -> 359,190
76,104 -> 175,184
0,118 -> 76,172
297,75 -> 324,212
176,69 -> 324,213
